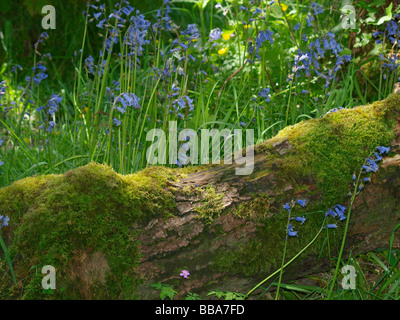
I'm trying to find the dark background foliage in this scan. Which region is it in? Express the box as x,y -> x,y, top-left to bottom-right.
0,0 -> 163,77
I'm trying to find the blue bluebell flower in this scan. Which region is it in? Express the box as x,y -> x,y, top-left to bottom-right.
306,14 -> 314,27
113,118 -> 122,126
283,202 -> 291,213
290,216 -> 307,225
324,224 -> 337,229
0,215 -> 9,227
47,94 -> 62,116
258,87 -> 271,102
374,152 -> 382,162
311,2 -> 323,15
45,121 -> 55,133
377,146 -> 390,154
362,157 -> 379,173
287,224 -> 299,237
296,199 -> 306,207
386,20 -> 398,36
209,28 -> 222,41
325,209 -> 336,217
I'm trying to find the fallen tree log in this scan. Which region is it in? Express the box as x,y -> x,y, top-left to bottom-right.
0,94 -> 400,299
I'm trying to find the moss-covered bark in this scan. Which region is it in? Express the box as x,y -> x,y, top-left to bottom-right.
0,94 -> 400,299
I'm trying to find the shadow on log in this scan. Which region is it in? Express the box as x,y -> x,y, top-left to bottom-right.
0,94 -> 400,299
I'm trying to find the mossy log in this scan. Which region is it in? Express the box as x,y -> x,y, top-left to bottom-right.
1,94 -> 400,299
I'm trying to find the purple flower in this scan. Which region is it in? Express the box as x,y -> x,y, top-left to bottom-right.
386,20 -> 398,36
333,204 -> 346,220
33,72 -> 48,84
209,28 -> 222,41
47,94 -> 63,116
185,96 -> 194,111
180,269 -> 190,278
97,19 -> 106,28
119,93 -> 141,109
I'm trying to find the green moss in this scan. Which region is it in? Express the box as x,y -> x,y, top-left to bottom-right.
257,94 -> 399,205
0,162 -> 178,299
194,186 -> 225,223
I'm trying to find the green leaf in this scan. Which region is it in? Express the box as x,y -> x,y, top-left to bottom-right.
377,15 -> 391,25
386,3 -> 393,17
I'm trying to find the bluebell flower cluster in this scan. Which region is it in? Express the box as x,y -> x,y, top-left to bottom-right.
282,199 -> 307,238
124,13 -> 151,58
34,32 -> 49,51
112,92 -> 141,126
349,145 -> 391,198
37,94 -> 63,133
373,16 -> 400,47
210,28 -> 222,44
325,204 -> 346,221
248,29 -> 274,61
290,31 -> 351,88
26,61 -> 50,85
0,81 -> 6,102
153,0 -> 174,32
85,55 -> 95,74
258,87 -> 271,102
311,2 -> 323,16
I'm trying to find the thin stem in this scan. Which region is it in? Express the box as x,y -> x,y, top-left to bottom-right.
245,217 -> 327,298
275,207 -> 292,299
